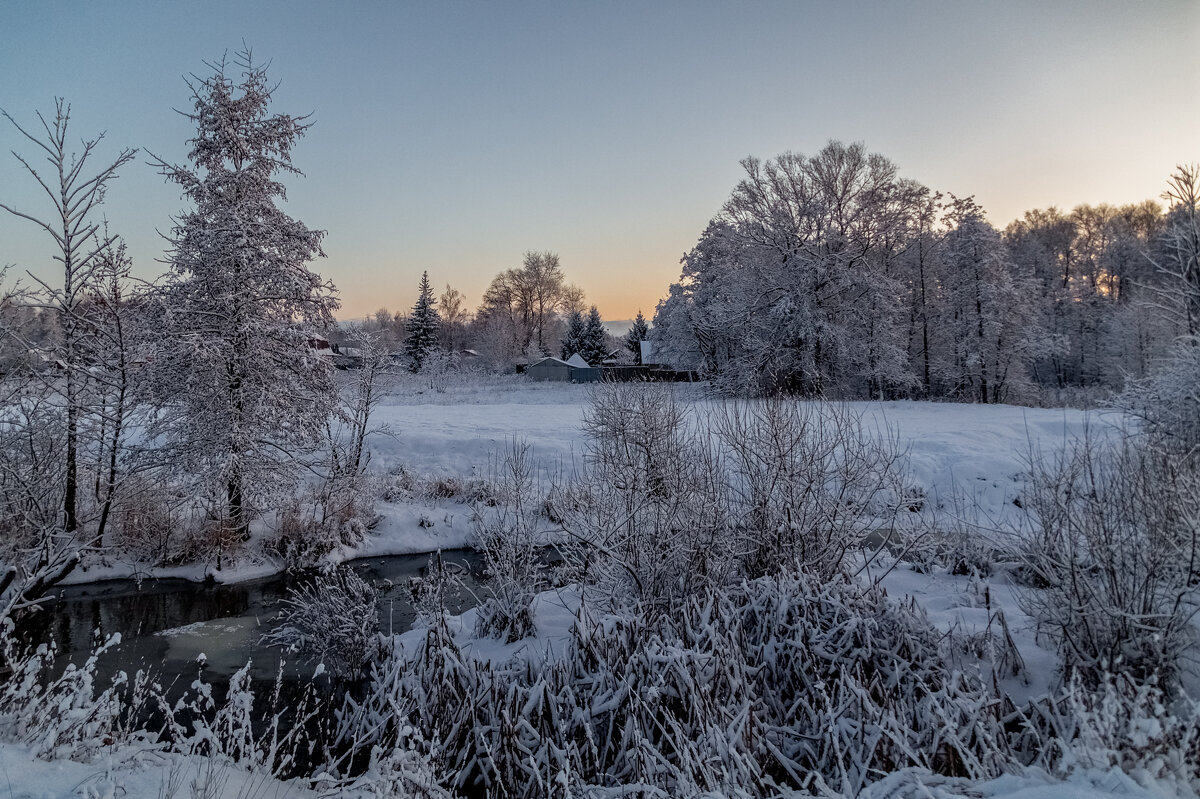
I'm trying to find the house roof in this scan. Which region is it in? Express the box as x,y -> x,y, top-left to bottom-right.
565,353 -> 592,368
529,356 -> 570,368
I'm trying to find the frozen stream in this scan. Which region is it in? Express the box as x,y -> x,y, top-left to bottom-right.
14,550 -> 487,691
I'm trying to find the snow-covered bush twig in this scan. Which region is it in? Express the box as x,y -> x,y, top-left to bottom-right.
262,564 -> 380,679
335,572 -> 1013,797
472,438 -> 543,642
1018,426 -> 1200,692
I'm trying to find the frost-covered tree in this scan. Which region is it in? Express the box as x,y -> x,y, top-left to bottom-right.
1154,164 -> 1200,337
1123,165 -> 1200,451
933,197 -> 1042,403
625,309 -> 649,365
436,283 -> 468,352
559,308 -> 585,360
0,102 -> 137,613
658,142 -> 922,395
149,51 -> 338,538
404,270 -> 439,371
476,251 -> 577,359
581,305 -> 607,365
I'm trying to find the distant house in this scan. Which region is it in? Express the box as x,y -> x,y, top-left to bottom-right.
639,340 -> 662,366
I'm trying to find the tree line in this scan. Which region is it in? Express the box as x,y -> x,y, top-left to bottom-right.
362,251 -> 651,369
653,140 -> 1192,402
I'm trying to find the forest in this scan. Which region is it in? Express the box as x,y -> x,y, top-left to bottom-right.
0,50 -> 1198,799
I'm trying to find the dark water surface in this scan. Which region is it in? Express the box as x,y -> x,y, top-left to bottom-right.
14,550 -> 486,689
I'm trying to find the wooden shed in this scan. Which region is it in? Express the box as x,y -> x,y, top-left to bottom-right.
527,356 -> 572,381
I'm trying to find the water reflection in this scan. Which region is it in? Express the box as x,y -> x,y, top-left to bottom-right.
13,550 -> 486,687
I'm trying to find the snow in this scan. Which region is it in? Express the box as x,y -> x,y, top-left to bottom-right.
0,742 -> 321,799
565,353 -> 591,368
3,380 -> 1187,798
58,381 -> 1117,587
0,740 -> 1179,799
362,385 -> 1117,556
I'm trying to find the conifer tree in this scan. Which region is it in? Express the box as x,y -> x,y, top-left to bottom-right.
150,51 -> 337,537
582,305 -> 608,365
405,270 -> 440,371
625,310 -> 650,365
560,309 -> 586,360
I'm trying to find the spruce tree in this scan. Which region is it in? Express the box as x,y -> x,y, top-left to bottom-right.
625,310 -> 650,365
561,309 -> 586,360
582,305 -> 608,365
405,270 -> 440,371
151,51 -> 337,536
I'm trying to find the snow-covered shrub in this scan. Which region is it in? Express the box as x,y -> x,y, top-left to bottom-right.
262,502 -> 333,570
562,386 -> 913,614
263,480 -> 380,571
712,398 -> 909,579
1018,428 -> 1200,692
156,659 -> 321,782
564,381 -> 735,612
170,516 -> 247,570
382,463 -> 495,506
1122,336 -> 1200,457
336,572 -> 1011,797
473,439 -> 543,642
904,524 -> 996,578
1016,676 -> 1200,790
262,565 -> 380,678
110,476 -> 185,565
0,633 -> 153,760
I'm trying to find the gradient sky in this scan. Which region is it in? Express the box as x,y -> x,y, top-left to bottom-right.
1,1 -> 1197,322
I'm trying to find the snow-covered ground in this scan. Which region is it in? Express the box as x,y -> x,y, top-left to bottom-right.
0,736 -> 1177,799
64,378 -> 1117,584
360,381 -> 1118,561
19,378 -> 1181,798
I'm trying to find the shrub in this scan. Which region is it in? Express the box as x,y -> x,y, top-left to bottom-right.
262,565 -> 380,679
334,573 -> 1011,797
472,439 -> 543,642
1018,428 -> 1200,692
0,633 -> 153,760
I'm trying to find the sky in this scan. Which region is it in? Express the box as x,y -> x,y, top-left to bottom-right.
1,1 -> 1197,323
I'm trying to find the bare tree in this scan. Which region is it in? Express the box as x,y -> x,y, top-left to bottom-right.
436,283 -> 468,352
1155,164 -> 1200,336
0,99 -> 135,535
476,251 -> 574,360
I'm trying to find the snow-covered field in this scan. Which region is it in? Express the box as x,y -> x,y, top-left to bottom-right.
16,378 -> 1185,799
360,380 -> 1117,559
62,377 -> 1117,585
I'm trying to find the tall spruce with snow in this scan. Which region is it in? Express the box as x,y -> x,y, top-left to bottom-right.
560,309 -> 586,360
582,305 -> 608,365
150,52 -> 338,537
625,310 -> 650,365
404,270 -> 440,371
